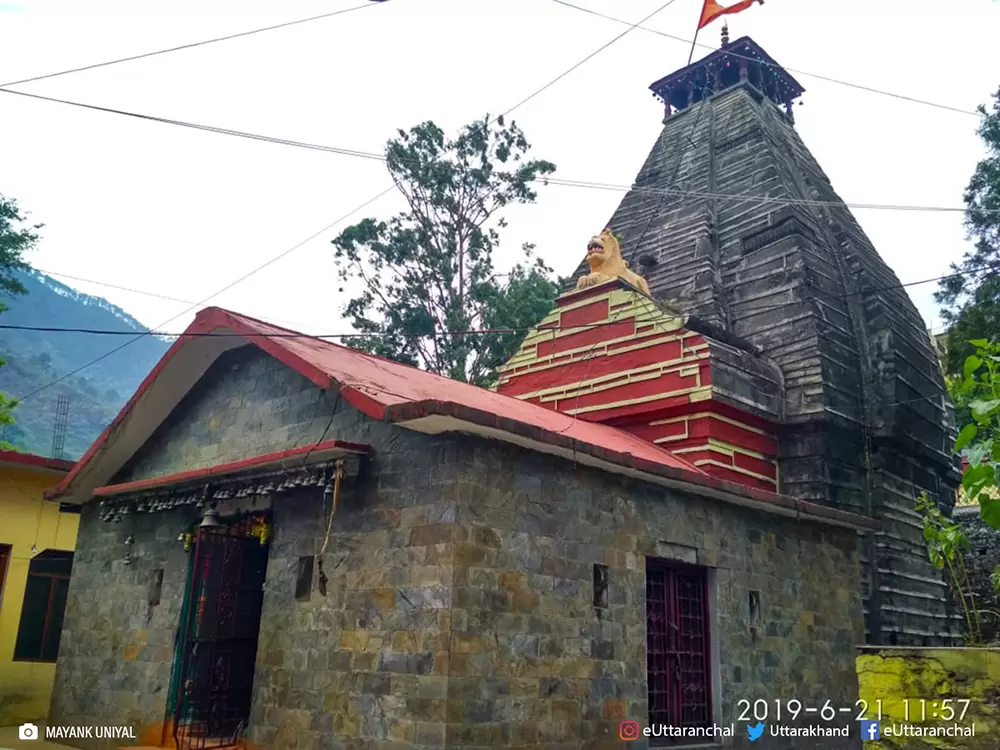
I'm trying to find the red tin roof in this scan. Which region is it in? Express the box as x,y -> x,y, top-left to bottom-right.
0,449 -> 75,473
48,307 -> 878,532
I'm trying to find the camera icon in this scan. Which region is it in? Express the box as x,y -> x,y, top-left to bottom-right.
19,722 -> 39,740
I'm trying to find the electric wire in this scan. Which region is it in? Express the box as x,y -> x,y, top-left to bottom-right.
3,0 -> 976,120
0,2 -> 381,88
34,268 -> 332,332
10,0 -> 699,400
0,86 -> 986,216
8,258 -> 989,416
498,0 -> 681,118
15,187 -> 395,403
8,259 -> 997,340
547,0 -> 980,117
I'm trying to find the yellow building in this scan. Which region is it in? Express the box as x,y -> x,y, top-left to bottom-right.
0,449 -> 77,726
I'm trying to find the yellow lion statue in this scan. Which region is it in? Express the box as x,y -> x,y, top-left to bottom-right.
576,229 -> 651,295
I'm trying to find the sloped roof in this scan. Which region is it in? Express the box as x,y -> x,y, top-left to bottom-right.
49,307 -> 876,531
0,449 -> 74,474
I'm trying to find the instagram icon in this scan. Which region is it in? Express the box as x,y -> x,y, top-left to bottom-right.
620,721 -> 640,741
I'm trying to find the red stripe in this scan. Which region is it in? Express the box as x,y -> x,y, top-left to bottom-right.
499,339 -> 696,398
559,299 -> 610,328
535,319 -> 634,358
556,369 -> 703,413
733,451 -> 779,480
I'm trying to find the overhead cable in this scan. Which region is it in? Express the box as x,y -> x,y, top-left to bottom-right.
0,2 -> 382,88
0,86 -> 985,216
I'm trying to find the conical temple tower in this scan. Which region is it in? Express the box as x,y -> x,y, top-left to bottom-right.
567,33 -> 962,645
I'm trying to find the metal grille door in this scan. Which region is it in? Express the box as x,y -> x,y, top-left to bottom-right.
174,518 -> 270,750
646,560 -> 711,743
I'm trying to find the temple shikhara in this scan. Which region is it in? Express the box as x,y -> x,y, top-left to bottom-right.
498,32 -> 960,646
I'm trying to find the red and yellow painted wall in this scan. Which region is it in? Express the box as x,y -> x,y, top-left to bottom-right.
495,281 -> 779,492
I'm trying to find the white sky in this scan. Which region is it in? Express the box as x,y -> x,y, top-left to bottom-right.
0,0 -> 996,341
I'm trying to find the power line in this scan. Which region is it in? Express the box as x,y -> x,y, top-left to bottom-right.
36,268 -> 194,305
21,257 -> 989,413
16,187 -> 395,403
548,0 -> 979,117
499,0 -> 681,117
0,2 -> 382,88
33,268 -> 326,333
11,1 -> 711,399
547,176 -> 977,214
0,86 -> 986,216
0,86 -> 386,160
9,259 -> 997,340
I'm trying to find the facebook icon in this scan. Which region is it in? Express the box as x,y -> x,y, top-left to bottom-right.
860,721 -> 880,741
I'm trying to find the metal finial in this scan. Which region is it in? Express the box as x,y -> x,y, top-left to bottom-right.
721,22 -> 730,47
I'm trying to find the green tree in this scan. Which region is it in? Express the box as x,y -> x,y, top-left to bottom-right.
0,193 -> 40,448
936,88 -> 1000,375
332,117 -> 559,385
954,339 -> 1000,520
917,340 -> 1000,643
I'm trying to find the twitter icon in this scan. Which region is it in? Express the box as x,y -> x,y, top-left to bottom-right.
747,722 -> 765,742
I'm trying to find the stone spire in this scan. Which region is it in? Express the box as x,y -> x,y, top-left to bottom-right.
570,36 -> 962,647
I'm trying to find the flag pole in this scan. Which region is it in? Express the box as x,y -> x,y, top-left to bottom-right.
687,27 -> 700,65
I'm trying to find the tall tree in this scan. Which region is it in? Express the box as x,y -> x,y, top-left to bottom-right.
332,116 -> 559,385
0,193 -> 39,446
936,87 -> 1000,375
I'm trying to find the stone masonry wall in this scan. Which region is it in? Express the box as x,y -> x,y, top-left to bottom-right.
250,447 -> 463,750
52,345 -> 865,750
49,501 -> 199,750
443,441 -> 863,750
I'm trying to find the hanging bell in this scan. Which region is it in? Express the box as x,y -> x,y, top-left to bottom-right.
200,508 -> 223,528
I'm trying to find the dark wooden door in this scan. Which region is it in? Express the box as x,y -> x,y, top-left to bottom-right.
173,517 -> 269,750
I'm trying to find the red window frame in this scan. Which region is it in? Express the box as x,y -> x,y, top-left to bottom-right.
645,559 -> 713,743
13,550 -> 73,663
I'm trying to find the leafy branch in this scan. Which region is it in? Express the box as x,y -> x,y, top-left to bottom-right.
332,117 -> 559,384
953,339 -> 1000,522
915,493 -> 983,642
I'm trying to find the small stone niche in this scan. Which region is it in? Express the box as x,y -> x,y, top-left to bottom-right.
295,556 -> 314,602
147,568 -> 163,607
749,590 -> 762,628
593,563 -> 609,609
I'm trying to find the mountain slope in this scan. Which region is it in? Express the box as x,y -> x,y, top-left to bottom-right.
0,269 -> 170,459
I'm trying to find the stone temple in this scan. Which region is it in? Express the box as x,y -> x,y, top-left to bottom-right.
40,31 -> 958,750
559,33 -> 961,645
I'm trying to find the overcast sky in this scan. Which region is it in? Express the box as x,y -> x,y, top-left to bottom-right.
0,0 -> 996,342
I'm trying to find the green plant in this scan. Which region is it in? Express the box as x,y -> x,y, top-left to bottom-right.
915,492 -> 983,642
954,339 -> 1000,523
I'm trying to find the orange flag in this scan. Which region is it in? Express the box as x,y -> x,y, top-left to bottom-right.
698,0 -> 763,30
